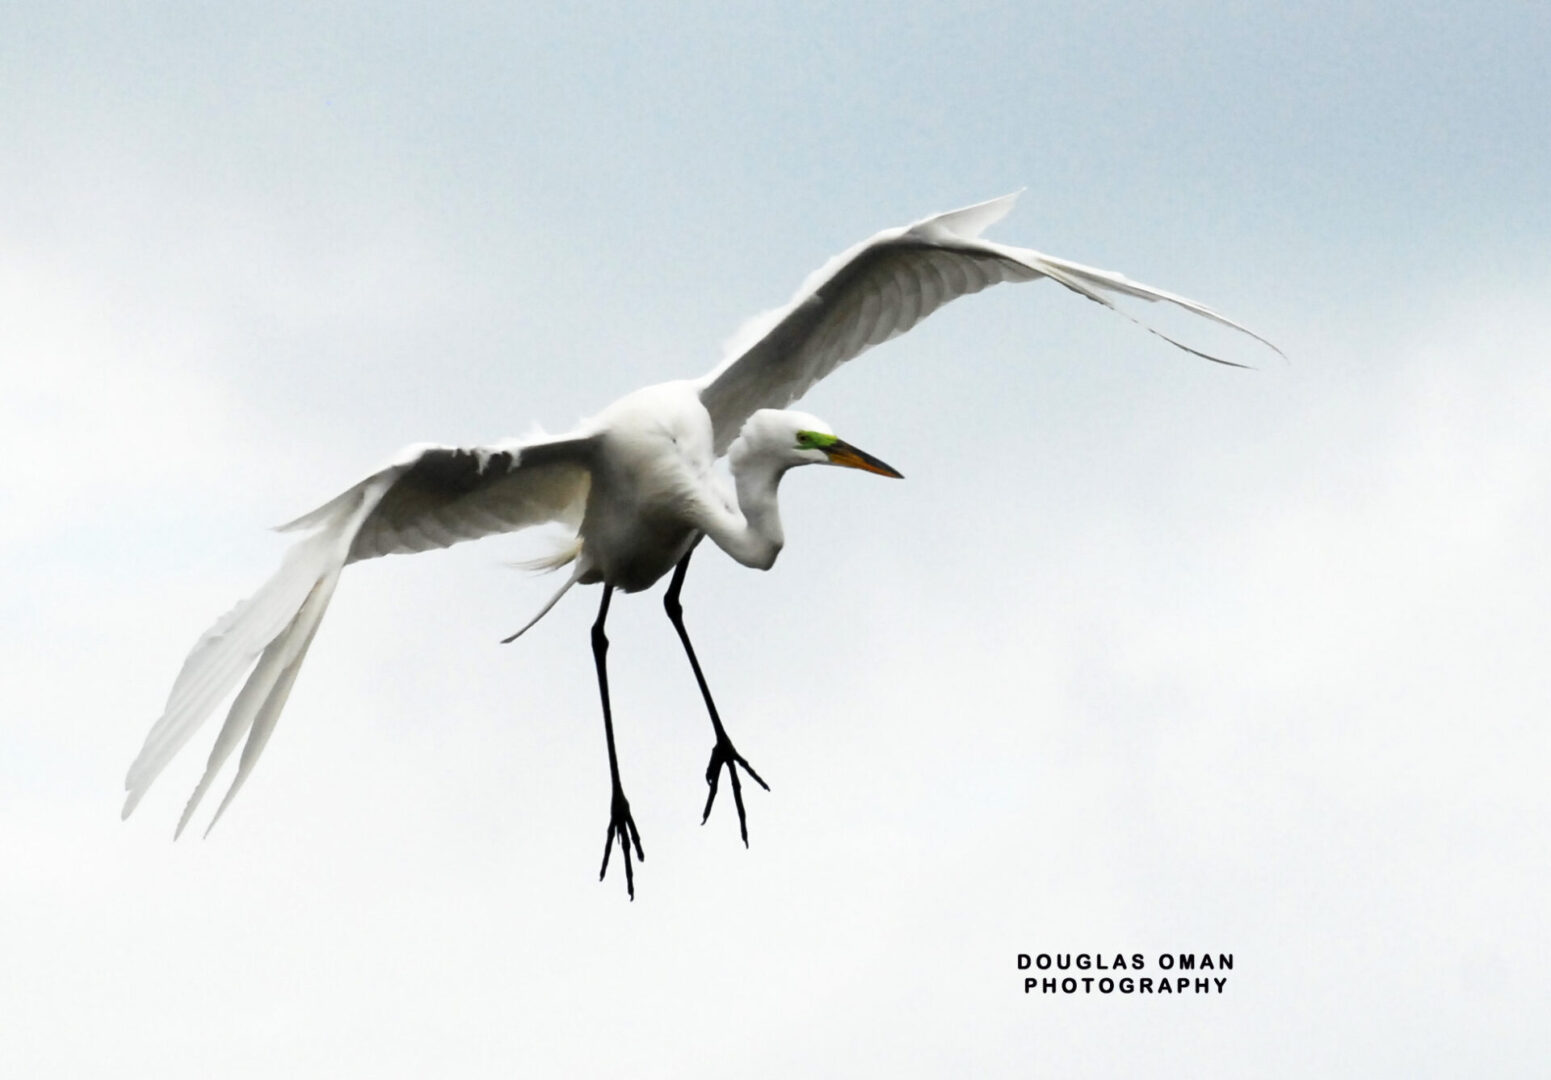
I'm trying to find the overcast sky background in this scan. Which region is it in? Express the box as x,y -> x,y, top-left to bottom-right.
4,3 -> 1549,1076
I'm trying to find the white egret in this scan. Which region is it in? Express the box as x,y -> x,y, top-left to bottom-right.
123,192 -> 1278,897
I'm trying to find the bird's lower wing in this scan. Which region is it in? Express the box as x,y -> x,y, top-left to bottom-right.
123,433 -> 597,833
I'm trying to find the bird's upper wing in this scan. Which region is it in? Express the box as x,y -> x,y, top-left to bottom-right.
279,432 -> 598,563
696,192 -> 1281,453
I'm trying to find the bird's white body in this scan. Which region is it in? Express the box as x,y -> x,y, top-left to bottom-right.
123,192 -> 1278,873
576,381 -> 729,591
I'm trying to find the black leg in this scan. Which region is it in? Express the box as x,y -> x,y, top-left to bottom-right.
592,585 -> 643,898
664,549 -> 769,846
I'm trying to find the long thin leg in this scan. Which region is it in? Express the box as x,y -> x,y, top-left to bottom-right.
664,549 -> 769,846
593,585 -> 644,898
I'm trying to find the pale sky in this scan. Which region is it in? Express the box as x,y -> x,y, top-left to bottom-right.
4,4 -> 1549,1077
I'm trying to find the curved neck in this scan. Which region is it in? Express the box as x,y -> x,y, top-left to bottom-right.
698,455 -> 788,571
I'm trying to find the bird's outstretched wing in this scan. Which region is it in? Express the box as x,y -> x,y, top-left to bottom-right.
123,433 -> 597,835
286,435 -> 596,562
696,192 -> 1281,453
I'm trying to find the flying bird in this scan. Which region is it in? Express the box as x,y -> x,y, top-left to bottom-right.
123,192 -> 1279,897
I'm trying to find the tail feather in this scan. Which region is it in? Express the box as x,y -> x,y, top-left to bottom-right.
509,533 -> 584,574
124,476 -> 392,832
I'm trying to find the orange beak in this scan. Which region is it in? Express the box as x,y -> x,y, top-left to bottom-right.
822,439 -> 904,479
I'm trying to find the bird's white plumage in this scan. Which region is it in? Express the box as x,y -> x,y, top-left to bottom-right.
124,191 -> 1278,835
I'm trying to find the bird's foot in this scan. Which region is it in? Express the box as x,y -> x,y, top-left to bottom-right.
599,786 -> 645,900
701,734 -> 770,846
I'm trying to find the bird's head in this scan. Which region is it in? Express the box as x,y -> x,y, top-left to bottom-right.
730,409 -> 904,478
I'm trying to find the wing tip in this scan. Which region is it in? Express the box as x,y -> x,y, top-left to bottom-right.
916,190 -> 1023,241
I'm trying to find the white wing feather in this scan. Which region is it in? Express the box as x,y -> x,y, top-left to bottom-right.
123,433 -> 596,832
697,192 -> 1281,453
